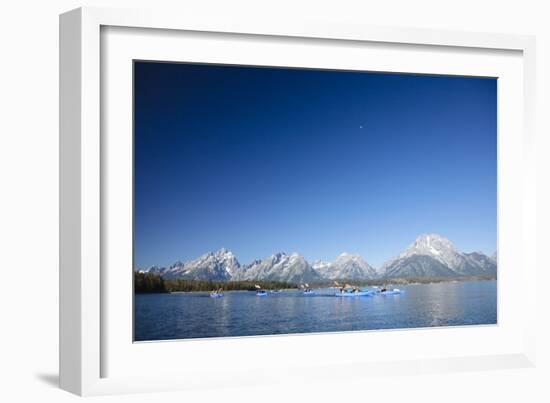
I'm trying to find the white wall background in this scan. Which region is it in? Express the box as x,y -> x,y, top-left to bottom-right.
0,0 -> 548,401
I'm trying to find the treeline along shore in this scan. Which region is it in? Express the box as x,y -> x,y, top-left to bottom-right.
134,272 -> 296,294
134,272 -> 496,294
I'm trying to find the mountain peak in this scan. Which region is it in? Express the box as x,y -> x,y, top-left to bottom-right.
232,251 -> 319,283
272,252 -> 288,260
403,234 -> 456,257
315,252 -> 376,280
312,260 -> 331,270
337,252 -> 359,260
214,247 -> 234,257
415,233 -> 453,245
381,234 -> 497,279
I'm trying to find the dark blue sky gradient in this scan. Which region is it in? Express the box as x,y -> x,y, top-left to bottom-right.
134,62 -> 497,269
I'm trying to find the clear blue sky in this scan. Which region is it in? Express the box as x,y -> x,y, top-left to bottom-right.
134,61 -> 496,269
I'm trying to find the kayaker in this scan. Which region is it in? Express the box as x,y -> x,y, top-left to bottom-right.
344,283 -> 356,293
334,281 -> 345,293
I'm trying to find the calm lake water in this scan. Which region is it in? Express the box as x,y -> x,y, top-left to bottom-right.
134,280 -> 497,341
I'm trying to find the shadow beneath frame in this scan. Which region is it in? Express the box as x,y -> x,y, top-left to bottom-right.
35,372 -> 59,388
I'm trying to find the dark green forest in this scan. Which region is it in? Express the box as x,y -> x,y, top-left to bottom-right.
134,272 -> 167,293
134,271 -> 296,293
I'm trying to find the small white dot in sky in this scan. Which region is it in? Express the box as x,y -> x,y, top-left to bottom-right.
359,125 -> 363,129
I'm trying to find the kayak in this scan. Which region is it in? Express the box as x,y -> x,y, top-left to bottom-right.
378,289 -> 402,295
334,290 -> 375,297
210,293 -> 224,298
303,290 -> 316,295
256,291 -> 268,296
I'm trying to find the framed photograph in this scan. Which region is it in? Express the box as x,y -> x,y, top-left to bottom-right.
60,7 -> 537,396
132,61 -> 500,342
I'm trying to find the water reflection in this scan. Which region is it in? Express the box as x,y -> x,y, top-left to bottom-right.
135,281 -> 497,341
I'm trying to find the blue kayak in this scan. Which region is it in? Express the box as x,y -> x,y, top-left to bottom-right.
210,293 -> 224,298
303,290 -> 316,295
378,289 -> 403,295
256,291 -> 268,296
334,290 -> 375,297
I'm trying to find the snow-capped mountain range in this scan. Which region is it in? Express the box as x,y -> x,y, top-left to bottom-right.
139,234 -> 496,282
379,234 -> 497,278
313,253 -> 377,280
232,252 -> 321,283
148,248 -> 240,281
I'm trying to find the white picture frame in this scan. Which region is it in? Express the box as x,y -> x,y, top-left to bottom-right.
60,6 -> 537,396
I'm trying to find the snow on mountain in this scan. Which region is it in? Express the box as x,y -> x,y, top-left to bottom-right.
314,252 -> 377,280
233,252 -> 322,283
380,234 -> 497,279
140,235 -> 496,283
143,265 -> 165,276
398,234 -> 463,269
312,260 -> 331,272
381,254 -> 456,278
464,252 -> 498,276
149,248 -> 240,281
